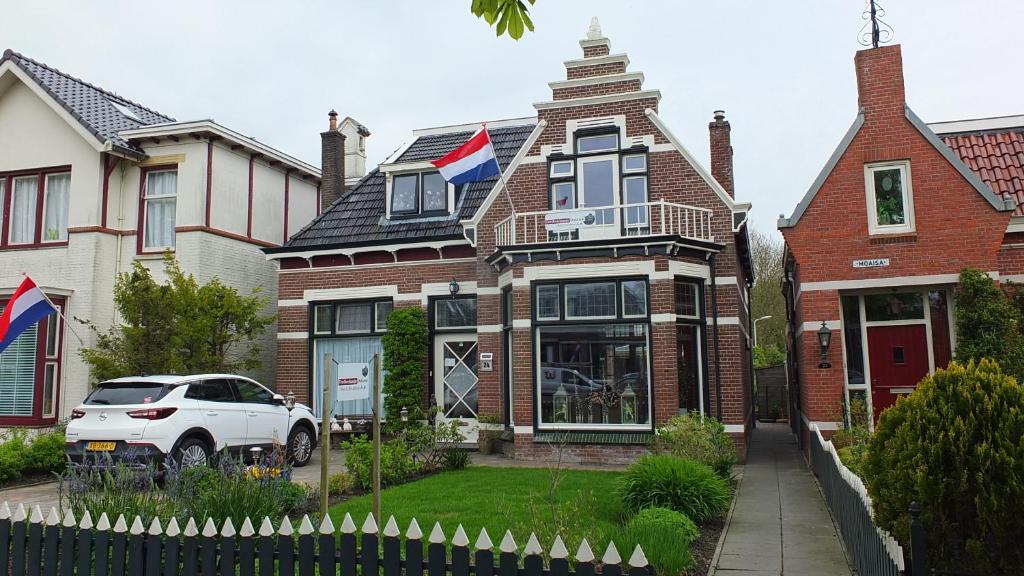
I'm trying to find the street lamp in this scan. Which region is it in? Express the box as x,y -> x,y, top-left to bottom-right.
752,315 -> 772,349
817,321 -> 833,368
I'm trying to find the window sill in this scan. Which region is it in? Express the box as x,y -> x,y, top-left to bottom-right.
135,250 -> 175,260
868,233 -> 917,245
0,242 -> 69,251
532,431 -> 654,445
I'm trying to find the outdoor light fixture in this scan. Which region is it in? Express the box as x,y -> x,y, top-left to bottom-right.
285,393 -> 296,410
448,278 -> 460,299
817,321 -> 832,368
620,384 -> 637,425
400,406 -> 409,422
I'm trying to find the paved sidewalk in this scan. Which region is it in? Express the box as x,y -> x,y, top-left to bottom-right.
712,423 -> 852,576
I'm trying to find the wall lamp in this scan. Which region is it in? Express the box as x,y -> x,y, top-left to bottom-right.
817,321 -> 832,368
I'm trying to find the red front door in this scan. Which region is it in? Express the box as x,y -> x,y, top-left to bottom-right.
867,324 -> 929,418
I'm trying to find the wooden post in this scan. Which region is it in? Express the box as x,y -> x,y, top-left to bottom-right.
320,353 -> 333,519
909,501 -> 926,576
373,352 -> 382,525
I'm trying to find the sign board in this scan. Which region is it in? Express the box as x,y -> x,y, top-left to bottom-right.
545,210 -> 596,232
852,258 -> 890,269
337,362 -> 371,401
479,352 -> 493,372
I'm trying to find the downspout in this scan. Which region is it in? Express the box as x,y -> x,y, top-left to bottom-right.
113,160 -> 127,325
709,253 -> 723,421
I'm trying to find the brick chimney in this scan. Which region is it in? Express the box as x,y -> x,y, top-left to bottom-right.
709,110 -> 734,198
320,110 -> 346,212
854,45 -> 905,121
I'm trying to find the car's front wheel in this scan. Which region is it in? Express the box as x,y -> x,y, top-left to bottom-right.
176,437 -> 211,469
288,426 -> 313,467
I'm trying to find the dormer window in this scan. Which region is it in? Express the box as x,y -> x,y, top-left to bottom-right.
865,161 -> 914,235
576,133 -> 619,154
389,171 -> 451,218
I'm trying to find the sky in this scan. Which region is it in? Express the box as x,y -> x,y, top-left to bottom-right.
2,1 -> 1022,238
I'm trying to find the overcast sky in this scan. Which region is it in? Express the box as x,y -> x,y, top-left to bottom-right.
3,1 -> 1021,237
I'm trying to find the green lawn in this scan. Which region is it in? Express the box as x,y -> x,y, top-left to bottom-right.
329,466 -> 624,547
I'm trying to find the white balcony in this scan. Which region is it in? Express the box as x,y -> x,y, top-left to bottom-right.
494,200 -> 714,247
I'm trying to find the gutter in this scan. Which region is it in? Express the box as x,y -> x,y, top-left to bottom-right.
710,253 -> 723,420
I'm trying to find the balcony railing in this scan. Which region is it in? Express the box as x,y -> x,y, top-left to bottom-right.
494,200 -> 714,247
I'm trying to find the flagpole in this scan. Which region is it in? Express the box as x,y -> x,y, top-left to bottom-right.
482,124 -> 517,216
21,273 -> 85,346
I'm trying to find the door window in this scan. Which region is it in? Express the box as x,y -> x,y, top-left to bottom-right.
234,380 -> 274,404
579,157 -> 616,224
185,380 -> 236,402
440,339 -> 478,418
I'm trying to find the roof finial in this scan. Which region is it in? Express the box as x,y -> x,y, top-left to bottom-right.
587,17 -> 603,40
859,0 -> 893,48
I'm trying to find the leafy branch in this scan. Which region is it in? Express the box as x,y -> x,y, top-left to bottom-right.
471,0 -> 536,40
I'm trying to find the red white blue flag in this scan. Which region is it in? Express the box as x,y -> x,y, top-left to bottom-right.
0,276 -> 57,354
431,127 -> 500,185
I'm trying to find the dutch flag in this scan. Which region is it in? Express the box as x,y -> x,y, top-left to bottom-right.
0,276 -> 57,354
431,127 -> 500,185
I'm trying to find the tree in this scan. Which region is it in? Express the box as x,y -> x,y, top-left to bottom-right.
749,228 -> 786,353
380,306 -> 428,431
471,0 -> 536,40
80,254 -> 274,381
954,268 -> 1024,381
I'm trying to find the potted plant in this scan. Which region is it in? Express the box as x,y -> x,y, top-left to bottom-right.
476,413 -> 501,455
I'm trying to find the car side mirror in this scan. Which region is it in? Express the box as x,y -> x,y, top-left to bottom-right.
272,394 -> 286,406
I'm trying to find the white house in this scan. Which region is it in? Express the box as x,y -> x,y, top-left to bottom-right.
0,49 -> 345,428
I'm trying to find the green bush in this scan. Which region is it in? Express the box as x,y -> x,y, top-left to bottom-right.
342,435 -> 419,489
25,431 -> 67,475
955,269 -> 1024,381
381,307 -> 428,431
441,448 -> 470,470
613,507 -> 698,574
328,472 -> 355,496
617,455 -> 731,523
652,414 -> 736,478
0,431 -> 29,483
861,360 -> 1024,573
753,344 -> 786,369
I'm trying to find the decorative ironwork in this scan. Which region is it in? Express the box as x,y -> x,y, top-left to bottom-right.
859,0 -> 894,48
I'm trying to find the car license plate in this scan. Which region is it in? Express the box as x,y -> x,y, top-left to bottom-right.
86,442 -> 116,451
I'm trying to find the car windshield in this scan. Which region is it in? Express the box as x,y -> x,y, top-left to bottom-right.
85,382 -> 172,405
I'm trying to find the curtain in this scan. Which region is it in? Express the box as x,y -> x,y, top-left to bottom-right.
43,173 -> 70,241
10,177 -> 38,244
144,171 -> 177,249
315,337 -> 384,418
0,307 -> 37,417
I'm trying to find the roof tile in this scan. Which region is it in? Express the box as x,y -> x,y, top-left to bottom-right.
942,129 -> 1024,216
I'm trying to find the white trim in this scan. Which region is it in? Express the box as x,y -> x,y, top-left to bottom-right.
304,286 -> 397,302
801,413 -> 841,431
512,319 -> 531,329
266,239 -> 469,261
800,272 -> 993,292
277,332 -> 308,340
668,260 -> 711,279
563,54 -> 629,69
476,324 -> 502,333
498,271 -> 514,288
716,316 -> 743,326
650,313 -> 675,323
1006,217 -> 1024,234
394,293 -> 422,302
421,281 -> 477,305
411,116 -> 537,138
519,261 -> 656,284
865,161 -> 915,236
533,90 -> 662,111
928,114 -> 1024,135
723,424 -> 745,433
648,143 -> 676,153
1001,274 -> 1024,282
465,120 -> 548,227
278,299 -> 306,307
512,425 -> 534,435
120,120 -> 319,178
276,256 -> 477,274
796,320 -> 840,337
476,287 -> 501,296
519,156 -> 546,165
547,72 -> 645,91
644,109 -> 737,210
378,160 -> 435,173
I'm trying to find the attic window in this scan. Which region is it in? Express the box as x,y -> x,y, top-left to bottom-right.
108,99 -> 142,123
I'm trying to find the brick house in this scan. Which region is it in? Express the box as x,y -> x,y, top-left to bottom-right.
779,43 -> 1024,442
0,50 -> 322,427
266,20 -> 755,462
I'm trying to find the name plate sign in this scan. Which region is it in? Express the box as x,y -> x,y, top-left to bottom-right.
852,258 -> 890,268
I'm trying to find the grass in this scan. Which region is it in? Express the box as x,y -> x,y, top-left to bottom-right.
329,466 -> 623,544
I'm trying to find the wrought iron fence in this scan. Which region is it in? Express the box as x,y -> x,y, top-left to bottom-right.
809,424 -> 905,576
0,501 -> 652,576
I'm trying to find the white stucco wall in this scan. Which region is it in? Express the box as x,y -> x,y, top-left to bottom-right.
251,160 -> 285,245
287,177 -> 318,240
210,146 -> 250,235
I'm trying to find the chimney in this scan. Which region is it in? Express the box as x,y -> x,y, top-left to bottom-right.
320,110 -> 346,212
854,45 -> 905,121
709,110 -> 734,198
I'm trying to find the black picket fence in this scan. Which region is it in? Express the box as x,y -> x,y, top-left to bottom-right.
0,502 -> 652,576
809,424 -> 905,576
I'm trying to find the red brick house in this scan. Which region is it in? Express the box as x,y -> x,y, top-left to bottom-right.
779,43 -> 1024,442
266,21 -> 755,462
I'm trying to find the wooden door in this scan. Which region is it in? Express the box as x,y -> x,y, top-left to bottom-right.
866,324 -> 929,418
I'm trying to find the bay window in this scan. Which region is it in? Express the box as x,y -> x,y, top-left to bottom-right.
142,168 -> 177,250
534,279 -> 651,429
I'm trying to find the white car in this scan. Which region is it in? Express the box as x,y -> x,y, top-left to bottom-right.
65,374 -> 319,468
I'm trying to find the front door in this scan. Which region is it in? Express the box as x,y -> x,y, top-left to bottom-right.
866,324 -> 929,418
434,333 -> 479,443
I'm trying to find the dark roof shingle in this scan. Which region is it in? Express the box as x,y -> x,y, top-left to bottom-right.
1,49 -> 174,156
941,129 -> 1024,216
278,123 -> 536,250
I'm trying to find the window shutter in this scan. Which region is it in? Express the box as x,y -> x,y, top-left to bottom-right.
0,315 -> 37,417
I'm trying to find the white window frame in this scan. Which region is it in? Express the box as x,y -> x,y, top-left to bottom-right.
550,182 -> 575,211
374,301 -> 393,332
576,134 -> 619,154
622,154 -> 647,174
313,304 -> 333,335
865,161 -> 914,235
578,154 -> 620,213
142,169 -> 178,250
676,281 -> 701,320
549,160 -> 574,178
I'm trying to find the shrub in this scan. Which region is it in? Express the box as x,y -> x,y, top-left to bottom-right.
955,268 -> 1024,380
652,414 -> 736,478
0,431 -> 29,483
60,457 -> 174,526
399,418 -> 466,472
381,307 -> 428,431
617,455 -> 731,523
342,435 -> 419,489
328,472 -> 355,496
861,360 -> 1024,573
612,507 -> 698,574
441,448 -> 470,470
25,431 -> 67,475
